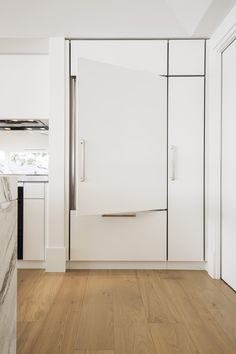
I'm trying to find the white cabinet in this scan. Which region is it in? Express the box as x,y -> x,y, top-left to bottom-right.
22,182 -> 46,261
24,182 -> 45,199
75,58 -> 167,215
168,77 -> 204,261
23,198 -> 45,261
70,40 -> 168,261
71,40 -> 167,76
221,39 -> 236,291
69,39 -> 205,265
0,55 -> 49,119
169,40 -> 205,75
71,211 -> 166,261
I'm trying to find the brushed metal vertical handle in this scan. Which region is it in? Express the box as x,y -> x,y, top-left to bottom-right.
69,76 -> 76,210
170,145 -> 176,181
80,139 -> 85,182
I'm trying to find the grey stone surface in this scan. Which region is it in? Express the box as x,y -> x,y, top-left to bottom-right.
0,177 -> 17,354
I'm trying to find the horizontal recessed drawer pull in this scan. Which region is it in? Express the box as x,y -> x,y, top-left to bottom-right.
102,213 -> 136,217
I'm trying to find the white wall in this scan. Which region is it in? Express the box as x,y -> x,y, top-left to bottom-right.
206,4 -> 236,278
0,0 -> 235,38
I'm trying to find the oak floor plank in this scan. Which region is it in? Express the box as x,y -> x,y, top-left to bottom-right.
112,271 -> 157,354
178,270 -> 236,347
18,272 -> 64,322
154,272 -> 236,354
137,270 -> 177,324
150,322 -> 199,354
17,320 -> 44,354
74,270 -> 114,351
74,351 -> 114,354
17,270 -> 236,354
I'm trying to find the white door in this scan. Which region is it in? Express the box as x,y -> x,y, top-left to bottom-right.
71,41 -> 167,215
221,39 -> 236,290
168,77 -> 204,261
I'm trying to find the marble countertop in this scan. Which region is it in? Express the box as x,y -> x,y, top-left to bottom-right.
0,174 -> 48,183
17,175 -> 48,182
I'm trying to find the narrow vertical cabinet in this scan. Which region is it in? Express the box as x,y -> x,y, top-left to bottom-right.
168,77 -> 204,261
23,183 -> 45,261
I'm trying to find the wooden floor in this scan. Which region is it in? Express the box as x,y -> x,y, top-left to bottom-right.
17,270 -> 236,354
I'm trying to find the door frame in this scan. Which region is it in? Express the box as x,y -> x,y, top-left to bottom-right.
206,14 -> 236,279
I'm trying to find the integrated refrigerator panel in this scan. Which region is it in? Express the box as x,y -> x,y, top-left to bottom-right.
70,41 -> 168,216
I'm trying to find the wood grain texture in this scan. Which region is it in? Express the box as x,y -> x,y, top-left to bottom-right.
17,270 -> 236,354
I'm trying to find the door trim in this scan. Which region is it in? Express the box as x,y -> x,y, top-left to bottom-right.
207,17 -> 236,279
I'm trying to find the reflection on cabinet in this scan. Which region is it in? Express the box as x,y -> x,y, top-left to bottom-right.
0,55 -> 49,119
168,77 -> 204,261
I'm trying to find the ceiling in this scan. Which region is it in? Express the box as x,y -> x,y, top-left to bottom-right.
0,0 -> 235,38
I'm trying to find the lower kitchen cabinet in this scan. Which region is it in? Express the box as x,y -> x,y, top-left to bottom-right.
17,182 -> 47,261
70,210 -> 166,261
23,198 -> 45,261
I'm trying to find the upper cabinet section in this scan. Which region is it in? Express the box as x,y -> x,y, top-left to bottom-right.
0,55 -> 49,119
169,40 -> 205,75
71,40 -> 168,76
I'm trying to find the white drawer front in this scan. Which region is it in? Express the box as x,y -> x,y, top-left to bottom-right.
70,211 -> 166,261
24,182 -> 45,199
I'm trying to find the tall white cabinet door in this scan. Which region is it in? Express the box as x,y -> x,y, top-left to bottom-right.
221,40 -> 236,291
168,77 -> 204,261
75,58 -> 167,215
23,199 -> 45,261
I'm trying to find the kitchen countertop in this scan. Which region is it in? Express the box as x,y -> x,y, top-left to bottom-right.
1,175 -> 49,183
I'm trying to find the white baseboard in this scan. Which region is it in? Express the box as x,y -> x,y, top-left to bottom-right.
17,259 -> 207,271
67,261 -> 207,270
17,260 -> 45,269
46,247 -> 66,272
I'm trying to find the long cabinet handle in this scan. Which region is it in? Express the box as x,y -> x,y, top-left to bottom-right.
69,76 -> 76,210
80,139 -> 85,182
170,145 -> 176,181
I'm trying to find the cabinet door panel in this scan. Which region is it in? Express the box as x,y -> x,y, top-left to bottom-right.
23,199 -> 45,260
71,40 -> 167,76
169,40 -> 205,75
71,210 -> 166,261
76,58 -> 167,215
168,77 -> 204,261
24,182 -> 45,199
